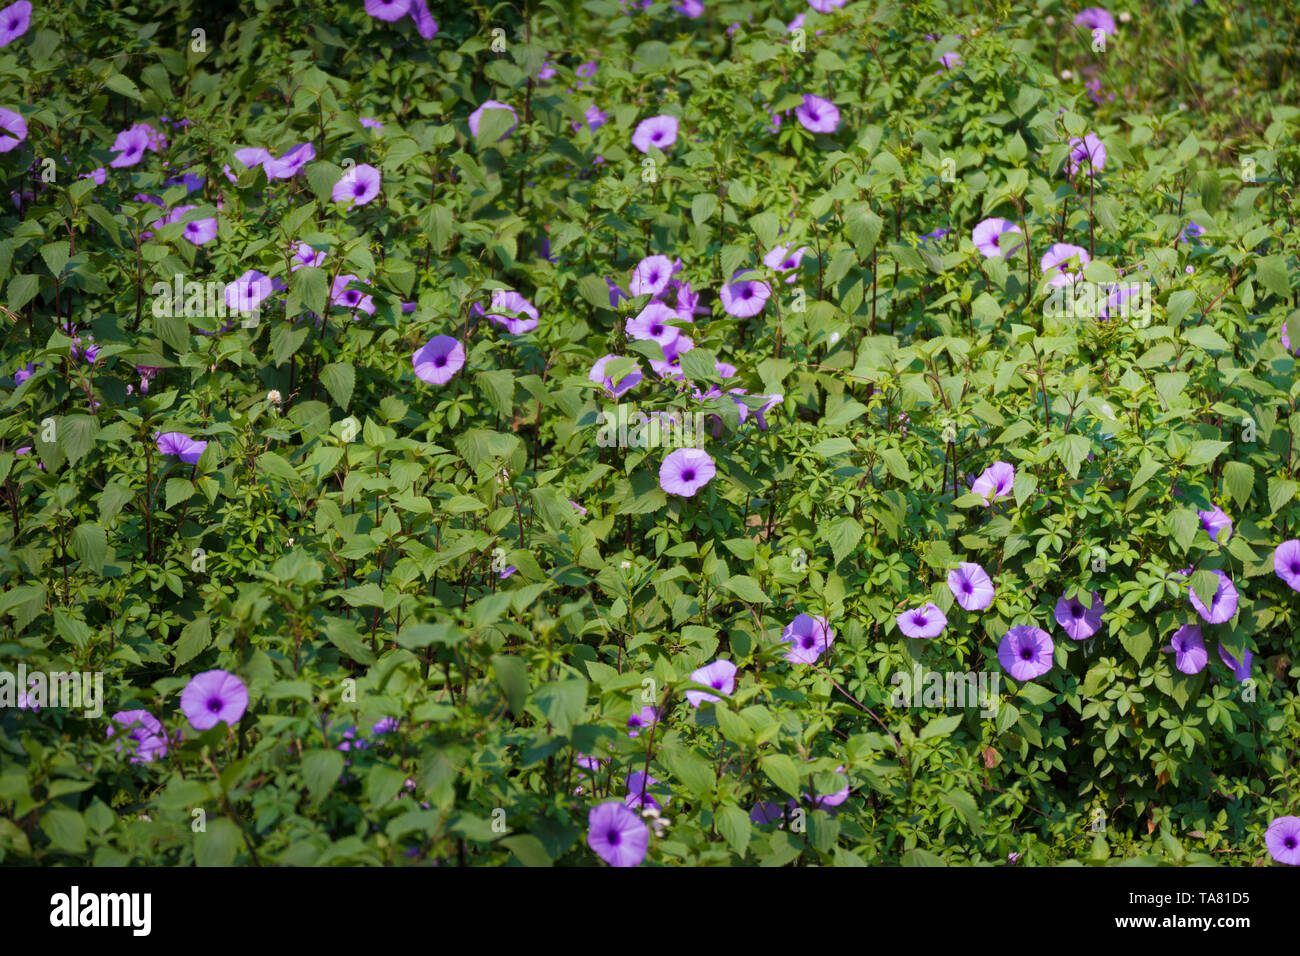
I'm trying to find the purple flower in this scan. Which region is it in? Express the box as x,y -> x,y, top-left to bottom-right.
807,0 -> 848,13
180,215 -> 218,245
763,243 -> 808,280
629,255 -> 675,297
626,301 -> 681,347
570,499 -> 588,516
1179,221 -> 1204,244
589,354 -> 643,399
719,270 -> 770,317
0,1 -> 32,48
1163,624 -> 1207,674
226,270 -> 273,314
685,658 -> 736,707
0,107 -> 27,152
1189,570 -> 1238,624
751,801 -> 787,825
483,289 -> 539,335
180,669 -> 249,731
659,447 -> 715,498
998,625 -> 1054,681
408,0 -> 437,38
672,0 -> 703,15
897,603 -> 947,639
754,394 -> 783,430
1274,539 -> 1300,592
1040,243 -> 1091,287
625,771 -> 670,810
1218,643 -> 1252,682
627,706 -> 659,737
155,431 -> 209,464
804,766 -> 849,809
1265,816 -> 1300,866
469,100 -> 518,141
577,61 -> 598,79
795,94 -> 840,134
372,717 -> 398,735
1074,7 -> 1117,36
781,613 -> 834,664
365,0 -> 411,21
583,104 -> 608,131
498,565 -> 518,580
107,710 -> 168,765
412,335 -> 466,385
13,361 -> 39,386
971,218 -> 1023,259
971,461 -> 1015,504
936,52 -> 962,72
263,142 -> 316,179
1066,133 -> 1106,177
631,115 -> 679,154
328,274 -> 375,315
109,124 -> 157,168
333,163 -> 381,206
948,562 -> 995,611
1054,591 -> 1105,641
293,241 -> 327,269
920,226 -> 950,242
1198,505 -> 1232,544
587,801 -> 648,867
359,117 -> 384,131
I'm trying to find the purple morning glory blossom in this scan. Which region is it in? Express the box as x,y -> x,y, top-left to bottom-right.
1198,505 -> 1232,544
330,274 -> 375,315
1188,570 -> 1238,624
1074,7 -> 1117,35
1266,817 -> 1300,866
1179,221 -> 1205,244
589,354 -> 643,399
1054,591 -> 1105,641
1273,539 -> 1300,591
804,766 -> 850,809
719,270 -> 771,317
13,361 -> 39,386
293,242 -> 327,269
685,658 -> 736,707
781,613 -> 834,664
807,0 -> 848,11
897,603 -> 947,639
225,270 -> 273,313
333,163 -> 381,205
627,706 -> 659,738
181,215 -> 218,245
625,770 -> 670,810
998,626 -> 1055,681
971,461 -> 1015,504
365,0 -> 410,21
1163,624 -> 1207,674
0,107 -> 27,152
936,51 -> 962,72
468,100 -> 518,141
659,447 -> 715,498
795,94 -> 840,134
1066,133 -> 1106,177
483,289 -> 539,335
107,710 -> 168,764
631,114 -> 679,153
263,142 -> 316,179
629,255 -> 675,297
672,0 -> 703,15
412,335 -> 466,385
1040,243 -> 1091,286
408,0 -> 437,37
971,218 -> 1024,259
587,801 -> 648,867
1218,643 -> 1253,682
155,431 -> 208,464
626,301 -> 681,347
0,1 -> 32,48
180,669 -> 249,731
948,562 -> 995,611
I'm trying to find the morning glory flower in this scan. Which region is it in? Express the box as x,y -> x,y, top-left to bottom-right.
626,301 -> 681,347
412,335 -> 466,385
1273,540 -> 1300,592
589,354 -> 643,399
1040,243 -> 1091,287
897,603 -> 947,639
627,706 -> 659,738
650,333 -> 694,380
1163,624 -> 1207,674
629,255 -> 675,297
631,115 -> 679,153
107,710 -> 168,765
110,123 -> 163,167
1179,221 -> 1204,244
795,94 -> 840,133
1065,133 -> 1106,177
1054,591 -> 1105,641
1266,817 -> 1300,866
659,447 -> 715,498
365,0 -> 411,21
0,107 -> 27,152
155,431 -> 209,464
971,218 -> 1023,259
330,274 -> 375,315
781,613 -> 834,664
408,0 -> 437,37
1074,7 -> 1117,35
587,801 -> 648,867
293,241 -> 327,269
920,226 -> 950,242
685,658 -> 736,707
672,0 -> 703,15
333,163 -> 381,206
754,394 -> 783,430
583,104 -> 608,131
719,270 -> 770,317
998,626 -> 1054,681
1218,643 -> 1252,682
625,771 -> 670,810
971,461 -> 1015,504
0,1 -> 32,47
807,0 -> 848,14
263,142 -> 315,179
225,269 -> 273,314
763,243 -> 808,283
483,289 -> 539,334
804,766 -> 850,809
1198,505 -> 1232,544
1188,569 -> 1238,624
936,52 -> 962,71
180,669 -> 249,731
13,361 -> 39,385
948,562 -> 995,611
468,100 -> 518,141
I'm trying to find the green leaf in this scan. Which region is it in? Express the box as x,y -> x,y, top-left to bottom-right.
846,207 -> 883,258
165,477 -> 195,511
879,447 -> 912,482
501,834 -> 553,866
715,804 -> 752,856
492,654 -> 530,715
1055,434 -> 1091,479
291,265 -> 328,317
824,516 -> 864,566
1222,461 -> 1254,509
920,714 -> 962,741
194,818 -> 241,866
175,615 -> 212,667
61,415 -> 100,466
722,574 -> 770,604
1268,476 -> 1297,514
1189,569 -> 1220,610
320,362 -> 355,409
475,369 -> 515,417
760,754 -> 801,797
70,522 -> 107,573
1182,325 -> 1230,352
691,193 -> 718,225
660,744 -> 715,797
53,607 -> 92,652
1120,622 -> 1153,665
8,274 -> 40,311
1184,440 -> 1230,467
104,73 -> 144,102
302,749 -> 346,803
939,788 -> 985,836
1255,255 -> 1291,300
41,809 -> 88,853
533,678 -> 587,735
1168,508 -> 1199,551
